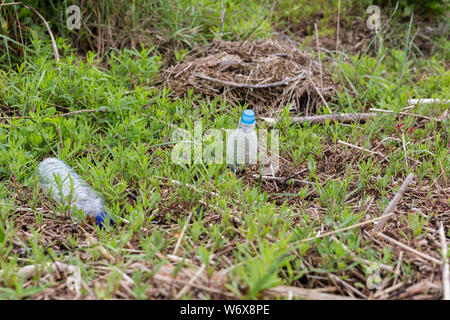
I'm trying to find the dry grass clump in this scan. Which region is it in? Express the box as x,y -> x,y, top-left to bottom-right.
159,39 -> 336,116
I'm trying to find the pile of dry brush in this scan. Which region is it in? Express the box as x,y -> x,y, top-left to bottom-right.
159,39 -> 336,116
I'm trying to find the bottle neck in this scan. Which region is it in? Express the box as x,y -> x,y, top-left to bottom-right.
238,120 -> 255,131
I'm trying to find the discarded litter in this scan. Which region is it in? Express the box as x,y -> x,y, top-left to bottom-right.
226,109 -> 258,172
36,157 -> 113,227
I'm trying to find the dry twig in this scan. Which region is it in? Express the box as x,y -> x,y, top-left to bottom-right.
337,140 -> 388,161
375,232 -> 442,265
173,210 -> 195,256
439,223 -> 449,300
373,173 -> 415,233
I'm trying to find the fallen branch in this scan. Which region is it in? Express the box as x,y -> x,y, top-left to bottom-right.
375,232 -> 442,265
373,173 -> 415,233
439,222 -> 449,300
262,113 -> 376,126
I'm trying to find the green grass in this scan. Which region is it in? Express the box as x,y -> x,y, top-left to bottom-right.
0,1 -> 449,300
0,0 -> 275,66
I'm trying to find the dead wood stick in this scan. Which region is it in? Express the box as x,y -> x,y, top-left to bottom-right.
262,113 -> 376,126
196,74 -> 297,89
329,274 -> 367,299
373,282 -> 405,299
265,285 -> 356,300
173,210 -> 194,256
439,222 -> 450,300
337,139 -> 388,161
282,168 -> 308,183
375,232 -> 442,265
373,173 -> 415,233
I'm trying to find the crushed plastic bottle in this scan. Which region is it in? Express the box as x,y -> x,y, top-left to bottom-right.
226,109 -> 258,171
36,157 -> 113,227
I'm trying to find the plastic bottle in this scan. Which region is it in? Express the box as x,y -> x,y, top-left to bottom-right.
226,109 -> 258,171
36,157 -> 113,227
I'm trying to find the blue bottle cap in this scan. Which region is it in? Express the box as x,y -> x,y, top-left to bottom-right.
95,211 -> 114,228
241,109 -> 255,125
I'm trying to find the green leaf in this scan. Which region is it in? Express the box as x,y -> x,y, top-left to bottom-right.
0,228 -> 5,244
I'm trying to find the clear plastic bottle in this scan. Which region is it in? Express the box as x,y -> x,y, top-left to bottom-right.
36,157 -> 113,227
226,109 -> 258,171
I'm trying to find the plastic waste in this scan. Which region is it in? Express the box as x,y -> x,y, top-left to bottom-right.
36,157 -> 113,227
226,109 -> 258,171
